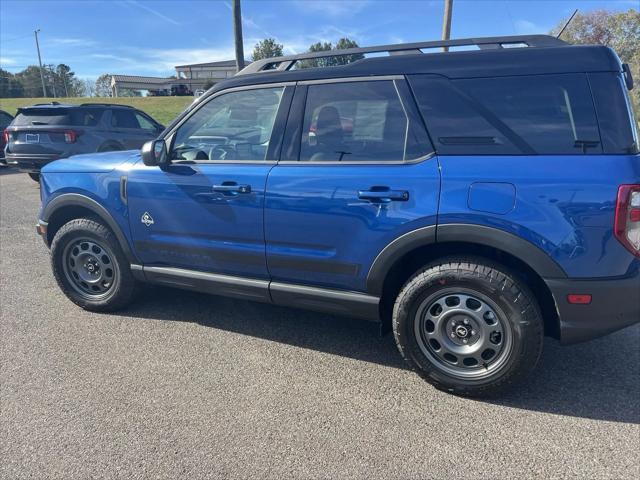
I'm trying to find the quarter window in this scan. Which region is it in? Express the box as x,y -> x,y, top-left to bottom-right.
171,87 -> 284,162
135,112 -> 156,130
299,81 -> 423,162
411,74 -> 602,155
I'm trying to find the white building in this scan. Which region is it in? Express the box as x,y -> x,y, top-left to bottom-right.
110,60 -> 246,96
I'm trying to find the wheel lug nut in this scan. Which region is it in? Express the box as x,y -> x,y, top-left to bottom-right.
471,330 -> 476,335
463,339 -> 468,344
463,319 -> 469,325
450,333 -> 456,338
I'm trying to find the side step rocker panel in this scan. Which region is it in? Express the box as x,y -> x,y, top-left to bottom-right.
132,264 -> 381,322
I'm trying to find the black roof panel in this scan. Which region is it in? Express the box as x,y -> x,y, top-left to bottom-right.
208,44 -> 622,95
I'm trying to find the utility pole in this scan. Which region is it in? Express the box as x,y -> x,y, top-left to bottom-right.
441,0 -> 453,52
232,0 -> 245,71
34,29 -> 47,97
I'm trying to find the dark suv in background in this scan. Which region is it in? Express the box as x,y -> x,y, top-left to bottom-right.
4,103 -> 163,180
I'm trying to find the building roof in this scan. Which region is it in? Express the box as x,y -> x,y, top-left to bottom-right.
174,59 -> 248,69
110,75 -> 174,84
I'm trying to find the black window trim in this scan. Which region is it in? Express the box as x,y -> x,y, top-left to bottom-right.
163,81 -> 296,165
279,75 -> 435,166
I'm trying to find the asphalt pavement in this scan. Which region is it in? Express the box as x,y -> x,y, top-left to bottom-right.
1,167 -> 639,479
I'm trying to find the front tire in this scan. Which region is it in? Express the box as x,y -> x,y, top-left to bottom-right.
393,257 -> 543,397
50,218 -> 138,311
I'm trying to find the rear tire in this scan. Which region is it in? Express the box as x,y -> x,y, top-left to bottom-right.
50,218 -> 139,311
28,173 -> 40,182
392,257 -> 543,397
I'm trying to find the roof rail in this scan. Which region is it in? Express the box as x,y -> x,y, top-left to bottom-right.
80,103 -> 135,108
238,34 -> 567,75
31,101 -> 62,106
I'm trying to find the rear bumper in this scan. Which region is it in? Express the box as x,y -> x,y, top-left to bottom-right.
5,153 -> 60,172
546,273 -> 640,345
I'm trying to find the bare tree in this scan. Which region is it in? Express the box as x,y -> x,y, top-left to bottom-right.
83,78 -> 96,97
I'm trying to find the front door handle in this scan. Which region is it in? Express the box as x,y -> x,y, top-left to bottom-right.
358,187 -> 409,203
212,182 -> 252,195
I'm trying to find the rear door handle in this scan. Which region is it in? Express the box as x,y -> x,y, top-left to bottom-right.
212,182 -> 252,195
358,187 -> 409,203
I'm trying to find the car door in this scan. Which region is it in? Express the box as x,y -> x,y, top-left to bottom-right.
127,84 -> 293,281
265,77 -> 440,294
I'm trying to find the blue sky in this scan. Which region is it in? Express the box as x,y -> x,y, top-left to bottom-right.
1,0 -> 637,79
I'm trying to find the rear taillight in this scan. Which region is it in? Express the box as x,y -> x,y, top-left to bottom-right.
1,129 -> 8,146
63,130 -> 79,143
614,184 -> 640,257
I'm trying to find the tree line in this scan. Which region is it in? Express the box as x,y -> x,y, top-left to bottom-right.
0,64 -> 86,98
250,36 -> 363,66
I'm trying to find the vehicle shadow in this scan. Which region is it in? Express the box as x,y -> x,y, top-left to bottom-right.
0,166 -> 21,176
122,286 -> 639,424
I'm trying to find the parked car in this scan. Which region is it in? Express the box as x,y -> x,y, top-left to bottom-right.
171,84 -> 193,96
0,109 -> 14,165
4,102 -> 164,181
36,35 -> 639,396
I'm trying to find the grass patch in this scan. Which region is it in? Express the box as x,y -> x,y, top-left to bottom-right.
0,97 -> 193,126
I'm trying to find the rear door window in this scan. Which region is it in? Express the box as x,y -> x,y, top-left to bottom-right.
111,109 -> 141,129
13,108 -> 102,127
410,74 -> 602,155
298,80 -> 427,162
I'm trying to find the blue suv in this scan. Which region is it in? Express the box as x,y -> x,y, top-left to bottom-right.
36,36 -> 640,396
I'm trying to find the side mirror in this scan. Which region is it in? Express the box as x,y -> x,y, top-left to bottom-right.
141,139 -> 168,167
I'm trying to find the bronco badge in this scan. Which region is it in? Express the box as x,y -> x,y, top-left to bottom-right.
141,212 -> 154,227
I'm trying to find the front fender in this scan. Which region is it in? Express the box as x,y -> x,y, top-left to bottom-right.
40,170 -> 137,264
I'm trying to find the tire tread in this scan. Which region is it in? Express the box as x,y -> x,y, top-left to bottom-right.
50,217 -> 138,312
392,257 -> 543,397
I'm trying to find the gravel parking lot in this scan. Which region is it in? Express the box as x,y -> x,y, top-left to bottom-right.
1,167 -> 639,479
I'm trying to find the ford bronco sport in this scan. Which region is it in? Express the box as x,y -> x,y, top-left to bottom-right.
36,35 -> 640,396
